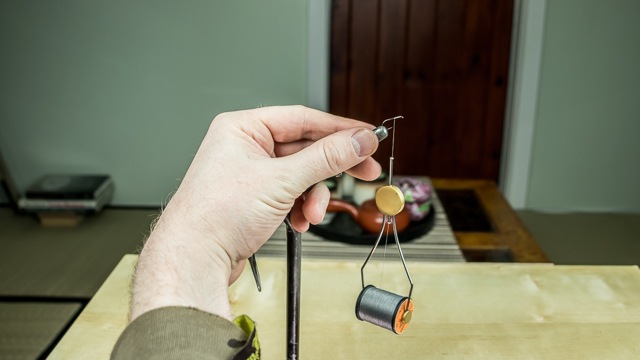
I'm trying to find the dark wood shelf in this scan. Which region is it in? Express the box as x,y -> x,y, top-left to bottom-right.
432,178 -> 550,263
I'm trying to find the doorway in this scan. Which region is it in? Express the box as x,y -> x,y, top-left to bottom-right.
330,0 -> 514,181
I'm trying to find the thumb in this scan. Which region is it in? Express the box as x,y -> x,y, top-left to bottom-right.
285,128 -> 379,193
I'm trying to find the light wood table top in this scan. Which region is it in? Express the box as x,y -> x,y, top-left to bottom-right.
50,255 -> 640,359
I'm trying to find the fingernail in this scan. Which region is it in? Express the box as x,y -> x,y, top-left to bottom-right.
351,129 -> 377,157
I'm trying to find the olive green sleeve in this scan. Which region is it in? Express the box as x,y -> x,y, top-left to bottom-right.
111,306 -> 260,360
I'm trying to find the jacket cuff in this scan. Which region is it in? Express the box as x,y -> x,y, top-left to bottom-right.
111,306 -> 259,359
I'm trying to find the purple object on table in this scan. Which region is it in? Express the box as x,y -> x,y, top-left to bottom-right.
394,178 -> 433,221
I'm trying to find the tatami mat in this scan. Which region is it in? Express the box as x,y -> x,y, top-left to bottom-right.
0,301 -> 82,359
0,208 -> 157,298
518,210 -> 640,266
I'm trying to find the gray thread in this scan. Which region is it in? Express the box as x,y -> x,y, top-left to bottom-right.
356,285 -> 406,333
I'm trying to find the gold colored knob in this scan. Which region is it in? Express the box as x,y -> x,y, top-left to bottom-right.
375,185 -> 405,216
402,310 -> 413,324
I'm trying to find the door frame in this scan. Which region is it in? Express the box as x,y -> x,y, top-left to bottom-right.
307,0 -> 547,209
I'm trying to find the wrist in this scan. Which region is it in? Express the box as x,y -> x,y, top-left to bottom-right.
130,210 -> 234,321
151,206 -> 234,274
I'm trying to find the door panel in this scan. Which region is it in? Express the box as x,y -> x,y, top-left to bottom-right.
330,0 -> 514,181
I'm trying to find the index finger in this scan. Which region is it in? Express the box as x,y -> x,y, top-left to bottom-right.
255,105 -> 375,143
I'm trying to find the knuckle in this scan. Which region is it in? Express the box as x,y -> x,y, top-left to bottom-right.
292,104 -> 307,112
320,142 -> 346,175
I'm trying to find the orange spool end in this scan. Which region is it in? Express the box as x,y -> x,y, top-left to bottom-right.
393,298 -> 414,334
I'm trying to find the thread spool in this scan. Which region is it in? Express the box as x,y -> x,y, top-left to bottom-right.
355,285 -> 414,334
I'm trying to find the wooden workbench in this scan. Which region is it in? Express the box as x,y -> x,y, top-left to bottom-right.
49,255 -> 640,359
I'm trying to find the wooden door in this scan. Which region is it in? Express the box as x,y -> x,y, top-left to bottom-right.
330,0 -> 514,181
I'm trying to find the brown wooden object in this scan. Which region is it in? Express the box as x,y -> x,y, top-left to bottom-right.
330,0 -> 514,181
432,178 -> 550,263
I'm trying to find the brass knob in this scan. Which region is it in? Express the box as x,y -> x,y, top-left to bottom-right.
402,310 -> 413,324
375,185 -> 405,216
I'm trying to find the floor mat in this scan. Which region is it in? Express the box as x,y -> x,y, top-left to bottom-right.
0,207 -> 157,298
0,301 -> 82,359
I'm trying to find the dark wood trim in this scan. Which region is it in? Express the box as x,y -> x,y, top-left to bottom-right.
432,178 -> 550,263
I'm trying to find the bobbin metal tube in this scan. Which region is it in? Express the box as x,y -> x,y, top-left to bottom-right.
284,217 -> 301,360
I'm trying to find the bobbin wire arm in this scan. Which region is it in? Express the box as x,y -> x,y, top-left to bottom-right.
360,214 -> 390,289
391,215 -> 414,304
360,215 -> 414,303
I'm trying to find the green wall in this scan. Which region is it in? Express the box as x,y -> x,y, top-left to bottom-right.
0,0 -> 308,205
3,0 -> 639,212
527,0 -> 640,212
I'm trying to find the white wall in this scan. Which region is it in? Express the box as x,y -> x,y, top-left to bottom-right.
0,0 -> 309,205
526,0 -> 640,212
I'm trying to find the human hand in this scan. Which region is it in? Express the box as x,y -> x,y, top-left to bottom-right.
131,106 -> 380,320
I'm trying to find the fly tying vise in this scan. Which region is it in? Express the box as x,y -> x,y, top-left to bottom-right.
355,116 -> 415,335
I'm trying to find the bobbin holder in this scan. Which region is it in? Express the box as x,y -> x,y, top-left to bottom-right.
360,205 -> 414,307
